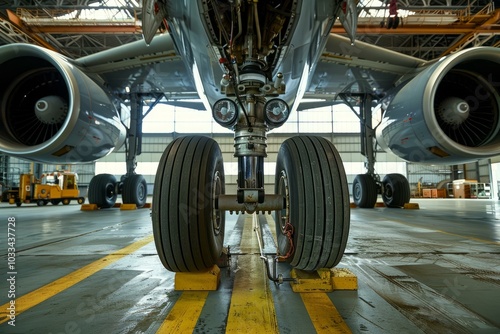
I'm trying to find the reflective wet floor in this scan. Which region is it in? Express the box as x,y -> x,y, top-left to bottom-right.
0,198 -> 499,333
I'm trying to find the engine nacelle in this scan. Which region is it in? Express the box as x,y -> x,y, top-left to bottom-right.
0,44 -> 126,163
376,47 -> 500,164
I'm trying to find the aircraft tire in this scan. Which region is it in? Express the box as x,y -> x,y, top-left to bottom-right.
352,174 -> 378,208
88,174 -> 117,208
152,136 -> 225,272
382,173 -> 410,208
122,174 -> 147,207
274,136 -> 350,271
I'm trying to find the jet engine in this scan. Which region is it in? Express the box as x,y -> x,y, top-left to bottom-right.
376,47 -> 500,164
0,44 -> 126,163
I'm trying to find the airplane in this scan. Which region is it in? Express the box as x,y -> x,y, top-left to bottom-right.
1,0 -> 500,274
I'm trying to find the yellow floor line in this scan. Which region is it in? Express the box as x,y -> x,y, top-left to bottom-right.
0,234 -> 154,324
265,213 -> 278,246
225,214 -> 278,334
156,291 -> 208,333
301,293 -> 352,334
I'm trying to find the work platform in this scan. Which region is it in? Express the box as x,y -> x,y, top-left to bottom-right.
0,198 -> 499,333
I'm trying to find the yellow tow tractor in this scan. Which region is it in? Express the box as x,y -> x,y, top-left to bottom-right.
6,172 -> 85,207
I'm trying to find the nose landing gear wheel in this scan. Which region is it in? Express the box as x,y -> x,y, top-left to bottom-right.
152,136 -> 225,272
275,136 -> 350,271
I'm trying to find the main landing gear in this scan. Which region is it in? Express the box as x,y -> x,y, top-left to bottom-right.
88,93 -> 159,209
352,173 -> 410,208
88,173 -> 147,208
345,93 -> 410,208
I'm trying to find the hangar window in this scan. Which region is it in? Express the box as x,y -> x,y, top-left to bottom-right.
142,103 -> 360,134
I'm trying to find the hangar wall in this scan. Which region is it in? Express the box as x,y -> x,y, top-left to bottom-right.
2,134 -> 493,198
93,132 -> 404,195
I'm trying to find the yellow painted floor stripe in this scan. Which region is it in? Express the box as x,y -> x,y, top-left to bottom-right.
265,213 -> 278,246
301,293 -> 352,334
225,214 -> 278,333
156,291 -> 208,333
0,234 -> 154,324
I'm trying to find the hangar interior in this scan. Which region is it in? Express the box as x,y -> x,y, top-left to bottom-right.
1,1 -> 500,334
1,0 -> 500,200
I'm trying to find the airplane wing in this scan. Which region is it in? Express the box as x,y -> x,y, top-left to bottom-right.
76,32 -> 426,106
306,34 -> 426,100
75,34 -> 198,100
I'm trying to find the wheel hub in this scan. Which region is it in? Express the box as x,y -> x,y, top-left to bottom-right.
212,171 -> 222,236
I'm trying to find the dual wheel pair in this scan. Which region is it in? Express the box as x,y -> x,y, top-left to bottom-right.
352,173 -> 410,208
152,135 -> 350,273
88,174 -> 148,208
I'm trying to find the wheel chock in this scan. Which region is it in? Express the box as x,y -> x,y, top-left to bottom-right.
175,265 -> 221,291
290,268 -> 357,293
374,202 -> 386,207
331,268 -> 358,290
113,203 -> 122,208
80,204 -> 98,211
349,203 -> 357,208
404,203 -> 420,209
142,203 -> 152,208
120,204 -> 137,210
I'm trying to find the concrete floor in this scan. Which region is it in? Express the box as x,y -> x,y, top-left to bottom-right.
0,198 -> 499,333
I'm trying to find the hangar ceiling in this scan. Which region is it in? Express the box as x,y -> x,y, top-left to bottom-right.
0,0 -> 499,61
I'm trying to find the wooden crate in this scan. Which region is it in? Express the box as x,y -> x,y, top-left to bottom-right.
431,189 -> 447,198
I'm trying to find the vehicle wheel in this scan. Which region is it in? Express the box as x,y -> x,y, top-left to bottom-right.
352,174 -> 378,208
62,198 -> 71,205
51,199 -> 61,205
122,174 -> 147,207
382,173 -> 410,208
43,200 -> 48,206
88,174 -> 117,208
274,136 -> 350,271
77,197 -> 85,204
16,202 -> 21,207
37,200 -> 44,206
153,136 -> 225,272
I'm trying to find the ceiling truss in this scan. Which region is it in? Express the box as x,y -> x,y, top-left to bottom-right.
0,0 -> 499,60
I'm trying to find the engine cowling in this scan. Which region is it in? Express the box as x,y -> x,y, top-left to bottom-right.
0,44 -> 126,163
376,47 -> 500,164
